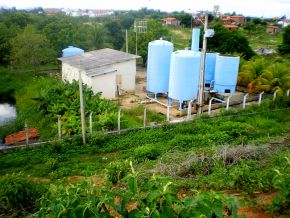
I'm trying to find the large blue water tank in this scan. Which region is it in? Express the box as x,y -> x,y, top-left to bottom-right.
205,53 -> 218,85
168,50 -> 201,105
214,55 -> 240,93
62,46 -> 84,57
147,39 -> 173,94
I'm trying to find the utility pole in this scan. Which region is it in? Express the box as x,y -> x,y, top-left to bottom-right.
197,13 -> 208,115
126,29 -> 128,53
79,62 -> 86,145
135,31 -> 138,55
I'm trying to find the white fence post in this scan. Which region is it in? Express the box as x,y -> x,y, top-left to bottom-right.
226,95 -> 232,111
273,90 -> 278,100
118,109 -> 121,134
287,89 -> 290,96
89,112 -> 93,135
258,91 -> 264,105
242,93 -> 249,109
58,115 -> 61,139
167,106 -> 170,122
25,121 -> 29,146
143,107 -> 147,128
208,97 -> 214,116
187,101 -> 192,119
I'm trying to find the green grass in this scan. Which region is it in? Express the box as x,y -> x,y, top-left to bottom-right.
0,98 -> 289,217
241,27 -> 283,50
168,27 -> 192,50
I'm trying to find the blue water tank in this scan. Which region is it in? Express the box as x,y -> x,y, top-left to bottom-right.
168,50 -> 201,106
205,53 -> 218,85
62,46 -> 84,58
214,55 -> 240,93
191,28 -> 200,52
147,39 -> 173,94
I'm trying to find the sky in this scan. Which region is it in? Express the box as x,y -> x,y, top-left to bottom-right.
1,0 -> 290,18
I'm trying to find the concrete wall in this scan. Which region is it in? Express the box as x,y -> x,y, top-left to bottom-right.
90,73 -> 116,99
111,59 -> 136,92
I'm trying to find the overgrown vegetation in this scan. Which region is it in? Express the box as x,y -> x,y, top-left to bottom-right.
0,97 -> 290,216
238,56 -> 290,94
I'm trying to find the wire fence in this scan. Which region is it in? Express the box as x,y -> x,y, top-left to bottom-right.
1,90 -> 289,152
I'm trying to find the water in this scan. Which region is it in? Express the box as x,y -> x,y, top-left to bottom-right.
0,103 -> 17,126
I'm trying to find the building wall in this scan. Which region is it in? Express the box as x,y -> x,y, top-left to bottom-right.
111,59 -> 136,92
62,63 -> 79,82
61,59 -> 137,99
90,73 -> 116,99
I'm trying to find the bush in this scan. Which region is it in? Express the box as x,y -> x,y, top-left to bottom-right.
133,143 -> 164,162
106,160 -> 130,184
0,173 -> 47,216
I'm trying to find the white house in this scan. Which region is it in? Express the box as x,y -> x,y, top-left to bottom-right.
58,48 -> 140,99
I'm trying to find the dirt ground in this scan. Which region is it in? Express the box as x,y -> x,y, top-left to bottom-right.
118,66 -> 259,121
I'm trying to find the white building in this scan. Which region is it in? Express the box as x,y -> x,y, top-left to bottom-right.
58,48 -> 140,99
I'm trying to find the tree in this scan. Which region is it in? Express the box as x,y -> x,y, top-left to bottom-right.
0,23 -> 20,63
278,25 -> 290,55
207,23 -> 254,60
104,20 -> 124,50
43,17 -> 75,54
248,62 -> 290,94
10,25 -> 56,74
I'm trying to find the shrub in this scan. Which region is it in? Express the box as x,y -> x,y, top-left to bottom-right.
133,143 -> 164,162
106,160 -> 130,184
0,173 -> 47,215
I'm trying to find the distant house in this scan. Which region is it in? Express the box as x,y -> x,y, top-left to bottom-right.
161,17 -> 181,26
58,48 -> 140,99
223,24 -> 239,30
230,16 -> 246,24
44,8 -> 63,15
88,9 -> 114,17
221,15 -> 246,25
280,19 -> 290,28
266,26 -> 281,34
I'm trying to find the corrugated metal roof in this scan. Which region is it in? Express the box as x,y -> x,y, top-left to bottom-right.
86,66 -> 117,77
58,48 -> 140,71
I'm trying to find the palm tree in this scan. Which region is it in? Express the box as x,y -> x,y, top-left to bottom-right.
238,57 -> 269,89
249,62 -> 290,94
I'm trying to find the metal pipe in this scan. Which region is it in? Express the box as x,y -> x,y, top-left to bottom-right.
208,97 -> 214,116
258,91 -> 264,105
197,13 -> 208,115
273,90 -> 278,100
210,80 -> 215,88
146,95 -> 168,107
208,97 -> 225,115
242,93 -> 249,109
226,95 -> 232,110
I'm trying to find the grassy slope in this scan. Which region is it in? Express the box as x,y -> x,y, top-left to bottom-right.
169,27 -> 192,50
240,27 -> 282,50
1,99 -> 290,186
0,98 -> 289,217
